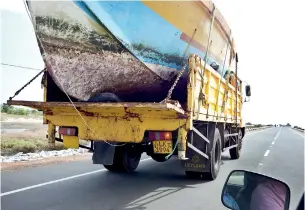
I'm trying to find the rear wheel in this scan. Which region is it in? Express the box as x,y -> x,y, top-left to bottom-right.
203,127 -> 222,180
229,130 -> 243,160
103,145 -> 141,172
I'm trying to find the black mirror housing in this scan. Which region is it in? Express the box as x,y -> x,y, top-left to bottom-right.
221,170 -> 291,210
245,85 -> 251,97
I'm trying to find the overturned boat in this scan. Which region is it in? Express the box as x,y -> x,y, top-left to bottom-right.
26,0 -> 235,103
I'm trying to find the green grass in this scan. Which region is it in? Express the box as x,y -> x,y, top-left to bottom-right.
1,137 -> 90,156
1,137 -> 65,156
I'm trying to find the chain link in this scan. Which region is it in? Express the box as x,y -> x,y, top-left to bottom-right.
162,63 -> 188,102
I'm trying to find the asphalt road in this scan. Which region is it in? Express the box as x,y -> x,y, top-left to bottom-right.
1,127 -> 304,210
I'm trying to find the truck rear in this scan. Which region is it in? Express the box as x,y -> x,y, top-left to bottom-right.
7,1 -> 251,180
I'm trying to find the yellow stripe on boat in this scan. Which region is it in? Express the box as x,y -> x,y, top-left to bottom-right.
141,1 -> 235,66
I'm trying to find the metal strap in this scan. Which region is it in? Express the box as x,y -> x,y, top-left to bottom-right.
8,68 -> 46,100
224,133 -> 238,137
223,144 -> 238,151
193,127 -> 210,144
187,142 -> 209,159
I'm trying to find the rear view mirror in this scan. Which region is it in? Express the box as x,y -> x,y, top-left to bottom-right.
221,170 -> 290,210
245,85 -> 251,97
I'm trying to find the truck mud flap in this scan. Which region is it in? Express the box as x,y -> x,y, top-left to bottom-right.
92,142 -> 116,165
183,144 -> 210,172
182,124 -> 216,173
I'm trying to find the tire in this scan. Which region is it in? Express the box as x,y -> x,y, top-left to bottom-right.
87,92 -> 121,102
103,163 -> 122,172
122,145 -> 141,172
203,127 -> 222,180
103,145 -> 141,172
229,130 -> 243,160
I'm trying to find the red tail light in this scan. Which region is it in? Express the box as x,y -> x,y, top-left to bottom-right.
59,127 -> 77,136
148,131 -> 172,141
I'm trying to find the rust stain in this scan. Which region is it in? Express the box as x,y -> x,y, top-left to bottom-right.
45,109 -> 53,115
76,108 -> 94,116
123,107 -> 143,123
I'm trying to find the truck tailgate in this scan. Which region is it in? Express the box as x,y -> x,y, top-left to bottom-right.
7,100 -> 187,142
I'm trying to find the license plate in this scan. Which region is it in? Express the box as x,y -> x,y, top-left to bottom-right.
153,140 -> 173,154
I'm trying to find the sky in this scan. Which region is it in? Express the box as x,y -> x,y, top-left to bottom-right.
0,0 -> 304,128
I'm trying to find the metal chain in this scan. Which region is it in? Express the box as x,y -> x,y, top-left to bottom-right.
162,63 -> 188,102
161,25 -> 199,104
8,68 -> 46,100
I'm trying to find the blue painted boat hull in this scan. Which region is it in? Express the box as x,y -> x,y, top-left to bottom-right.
26,1 -> 231,103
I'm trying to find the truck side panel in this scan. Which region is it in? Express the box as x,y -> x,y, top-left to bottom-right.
188,54 -> 243,125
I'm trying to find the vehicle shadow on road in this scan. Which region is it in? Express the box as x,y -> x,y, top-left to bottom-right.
59,158 -> 211,210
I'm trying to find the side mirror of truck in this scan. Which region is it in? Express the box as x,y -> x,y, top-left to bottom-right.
221,170 -> 291,210
245,85 -> 251,97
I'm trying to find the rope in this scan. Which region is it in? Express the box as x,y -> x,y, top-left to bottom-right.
196,4 -> 216,119
1,63 -> 42,71
214,31 -> 232,122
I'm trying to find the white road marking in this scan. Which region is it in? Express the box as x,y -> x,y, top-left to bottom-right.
0,158 -> 152,197
264,150 -> 270,157
290,129 -> 305,138
268,128 -> 281,147
274,128 -> 281,140
258,163 -> 263,166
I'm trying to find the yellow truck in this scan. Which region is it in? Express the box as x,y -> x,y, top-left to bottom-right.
8,1 -> 251,180
8,52 -> 251,180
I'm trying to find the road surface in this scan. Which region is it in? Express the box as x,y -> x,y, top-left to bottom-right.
1,127 -> 304,210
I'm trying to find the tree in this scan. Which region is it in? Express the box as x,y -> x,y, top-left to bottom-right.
245,122 -> 252,125
286,123 -> 291,127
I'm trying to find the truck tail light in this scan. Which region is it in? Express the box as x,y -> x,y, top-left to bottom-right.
59,127 -> 78,136
148,131 -> 172,141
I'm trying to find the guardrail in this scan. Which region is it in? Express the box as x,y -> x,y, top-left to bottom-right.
293,127 -> 304,133
245,126 -> 273,131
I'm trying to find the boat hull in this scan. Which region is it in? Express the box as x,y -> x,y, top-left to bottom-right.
26,1 -> 234,102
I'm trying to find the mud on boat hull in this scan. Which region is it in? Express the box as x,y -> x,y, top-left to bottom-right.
26,1 -> 234,102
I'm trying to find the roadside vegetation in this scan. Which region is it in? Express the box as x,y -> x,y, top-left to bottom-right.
1,136 -> 89,156
293,126 -> 304,131
1,103 -> 65,155
1,103 -> 42,122
1,137 -> 65,156
245,122 -> 267,128
1,103 -> 42,116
